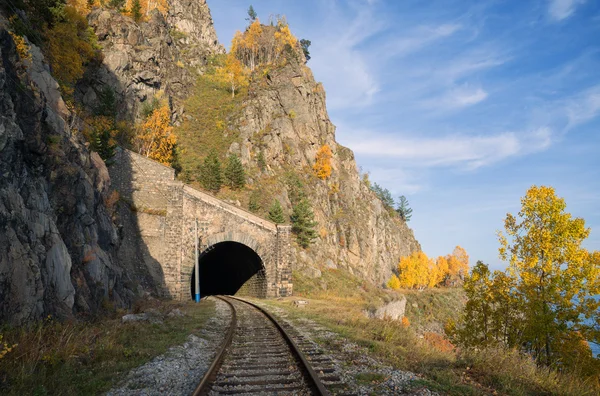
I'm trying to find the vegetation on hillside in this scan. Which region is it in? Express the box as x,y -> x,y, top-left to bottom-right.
313,144 -> 332,180
388,246 -> 469,290
281,268 -> 598,395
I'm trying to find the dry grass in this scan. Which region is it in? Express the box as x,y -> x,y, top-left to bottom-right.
263,269 -> 599,395
0,299 -> 215,395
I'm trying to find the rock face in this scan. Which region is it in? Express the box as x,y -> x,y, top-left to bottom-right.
234,57 -> 421,285
79,1 -> 223,122
0,27 -> 135,325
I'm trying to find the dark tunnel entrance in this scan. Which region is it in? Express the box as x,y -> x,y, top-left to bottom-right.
190,241 -> 267,299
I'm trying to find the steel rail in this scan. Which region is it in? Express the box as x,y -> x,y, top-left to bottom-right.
228,296 -> 331,396
193,296 -> 237,396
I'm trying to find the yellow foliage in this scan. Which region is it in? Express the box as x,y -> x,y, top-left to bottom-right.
137,105 -> 176,165
124,0 -> 169,20
8,31 -> 31,62
67,0 -> 91,15
387,274 -> 401,290
445,245 -> 470,286
401,316 -> 410,328
45,6 -> 98,96
213,52 -> 249,98
0,334 -> 16,360
274,23 -> 298,52
231,15 -> 299,69
313,144 -> 332,180
397,251 -> 432,289
319,227 -> 328,239
498,185 -> 600,366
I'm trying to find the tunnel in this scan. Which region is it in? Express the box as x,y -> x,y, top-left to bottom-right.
190,241 -> 267,298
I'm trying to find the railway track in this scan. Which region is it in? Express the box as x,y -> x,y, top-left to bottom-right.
193,296 -> 335,396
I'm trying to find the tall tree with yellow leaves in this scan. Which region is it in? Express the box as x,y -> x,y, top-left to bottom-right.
397,251 -> 433,290
136,105 -> 176,165
215,52 -> 249,98
498,185 -> 600,366
313,144 -> 332,179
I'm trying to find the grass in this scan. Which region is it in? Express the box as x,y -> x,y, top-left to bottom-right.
175,72 -> 246,184
0,299 -> 215,395
260,269 -> 598,395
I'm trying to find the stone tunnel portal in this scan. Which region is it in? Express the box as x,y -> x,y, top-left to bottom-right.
190,241 -> 267,299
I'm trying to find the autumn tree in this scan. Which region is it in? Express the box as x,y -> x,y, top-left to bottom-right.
291,198 -> 317,248
313,144 -> 332,179
387,274 -> 401,290
224,154 -> 245,189
268,200 -> 285,224
445,245 -> 469,286
214,52 -> 249,97
136,105 -> 176,165
45,6 -> 99,96
498,185 -> 600,366
396,195 -> 413,222
199,149 -> 222,193
396,251 -> 432,289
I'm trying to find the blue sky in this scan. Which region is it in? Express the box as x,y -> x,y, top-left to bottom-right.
209,0 -> 600,270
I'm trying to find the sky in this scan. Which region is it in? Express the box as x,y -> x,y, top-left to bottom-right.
209,0 -> 600,270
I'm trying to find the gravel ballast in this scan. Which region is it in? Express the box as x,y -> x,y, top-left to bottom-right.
106,297 -> 230,395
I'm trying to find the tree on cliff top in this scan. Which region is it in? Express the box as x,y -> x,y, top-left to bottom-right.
396,195 -> 413,222
246,5 -> 257,22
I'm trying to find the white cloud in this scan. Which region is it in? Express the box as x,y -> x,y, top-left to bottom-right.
422,85 -> 488,110
566,85 -> 600,128
548,0 -> 586,21
381,23 -> 462,58
308,5 -> 383,109
344,128 -> 554,169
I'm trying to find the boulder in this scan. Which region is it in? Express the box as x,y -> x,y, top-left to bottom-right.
367,297 -> 407,321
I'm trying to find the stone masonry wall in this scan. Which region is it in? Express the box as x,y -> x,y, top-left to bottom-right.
109,149 -> 292,299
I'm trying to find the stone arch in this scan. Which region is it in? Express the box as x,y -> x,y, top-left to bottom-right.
201,231 -> 267,259
188,232 -> 273,298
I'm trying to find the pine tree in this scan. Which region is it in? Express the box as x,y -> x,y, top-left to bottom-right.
200,150 -> 222,193
224,154 -> 245,189
246,5 -> 257,22
248,190 -> 261,213
300,39 -> 311,61
87,116 -> 117,163
131,0 -> 142,22
96,87 -> 116,118
268,200 -> 285,224
396,195 -> 413,222
291,198 -> 317,248
257,150 -> 266,171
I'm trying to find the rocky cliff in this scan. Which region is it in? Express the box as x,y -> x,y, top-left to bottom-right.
0,22 -> 143,324
77,0 -> 223,122
231,56 -> 420,285
78,0 -> 421,285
